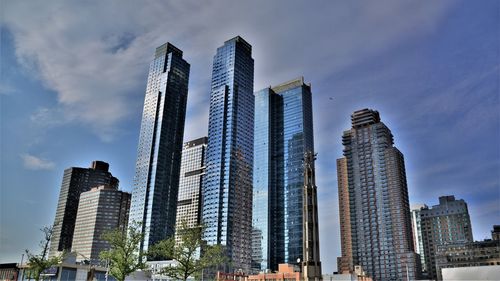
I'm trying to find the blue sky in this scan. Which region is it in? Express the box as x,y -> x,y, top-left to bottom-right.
1,0 -> 498,273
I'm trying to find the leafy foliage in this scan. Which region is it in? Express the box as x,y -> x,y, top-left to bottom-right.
148,221 -> 227,281
25,226 -> 63,281
99,222 -> 147,281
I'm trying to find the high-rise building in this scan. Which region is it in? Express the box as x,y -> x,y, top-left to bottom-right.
337,157 -> 353,274
251,78 -> 315,272
128,42 -> 190,255
175,137 -> 207,242
411,204 -> 428,275
337,109 -> 419,281
71,185 -> 131,263
202,36 -> 254,272
420,195 -> 473,280
50,161 -> 119,257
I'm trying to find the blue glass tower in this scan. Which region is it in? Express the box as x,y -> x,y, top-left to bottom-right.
129,43 -> 190,255
202,36 -> 254,272
252,78 -> 314,272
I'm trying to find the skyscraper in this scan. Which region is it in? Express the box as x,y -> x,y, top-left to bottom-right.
175,137 -> 207,243
252,78 -> 315,272
72,185 -> 131,263
410,204 -> 428,276
337,109 -> 419,281
49,161 -> 119,257
128,43 -> 190,255
202,36 -> 254,272
420,195 -> 473,280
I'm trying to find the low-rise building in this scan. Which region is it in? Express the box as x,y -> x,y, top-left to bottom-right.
247,264 -> 300,281
435,239 -> 500,280
441,265 -> 500,280
18,262 -> 113,281
323,266 -> 372,281
0,263 -> 19,281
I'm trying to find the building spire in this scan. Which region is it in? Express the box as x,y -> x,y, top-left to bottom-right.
302,151 -> 322,281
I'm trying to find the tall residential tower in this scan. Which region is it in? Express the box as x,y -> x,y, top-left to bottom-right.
337,109 -> 419,281
202,36 -> 254,272
129,43 -> 190,255
49,161 -> 118,257
251,78 -> 315,272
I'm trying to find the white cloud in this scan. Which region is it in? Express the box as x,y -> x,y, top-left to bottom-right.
20,153 -> 55,170
1,0 -> 454,142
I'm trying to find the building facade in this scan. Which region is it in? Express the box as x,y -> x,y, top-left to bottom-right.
71,185 -> 131,263
202,36 -> 254,273
337,158 -> 353,274
252,78 -> 315,272
0,263 -> 19,281
420,195 -> 473,280
435,239 -> 500,280
50,161 -> 119,257
129,42 -> 190,255
175,137 -> 207,242
247,264 -> 301,281
410,204 -> 427,275
337,109 -> 419,281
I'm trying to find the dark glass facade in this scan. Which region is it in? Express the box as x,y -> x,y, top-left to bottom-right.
49,161 -> 119,258
337,109 -> 419,281
128,43 -> 190,255
252,78 -> 314,272
202,36 -> 254,272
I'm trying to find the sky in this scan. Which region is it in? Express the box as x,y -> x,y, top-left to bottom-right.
0,0 -> 499,274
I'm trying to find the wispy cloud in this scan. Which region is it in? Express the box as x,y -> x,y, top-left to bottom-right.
0,82 -> 18,95
20,153 -> 55,170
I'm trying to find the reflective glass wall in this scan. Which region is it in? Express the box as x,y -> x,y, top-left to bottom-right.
252,78 -> 314,272
202,36 -> 254,272
129,43 -> 190,255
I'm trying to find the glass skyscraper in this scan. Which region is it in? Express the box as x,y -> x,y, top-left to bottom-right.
252,78 -> 314,272
337,109 -> 419,281
202,36 -> 254,272
129,43 -> 190,255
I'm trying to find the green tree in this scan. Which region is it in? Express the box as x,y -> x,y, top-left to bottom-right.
25,226 -> 63,281
148,222 -> 227,281
99,222 -> 147,281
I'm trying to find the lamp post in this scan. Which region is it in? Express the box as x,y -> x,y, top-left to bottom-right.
19,253 -> 24,281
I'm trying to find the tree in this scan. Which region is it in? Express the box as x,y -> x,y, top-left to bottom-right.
99,222 -> 147,281
148,221 -> 227,281
25,226 -> 63,281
